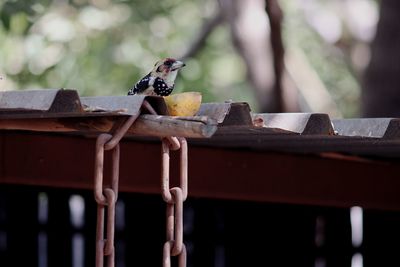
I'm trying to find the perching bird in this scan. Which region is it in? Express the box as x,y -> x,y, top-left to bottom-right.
128,58 -> 185,96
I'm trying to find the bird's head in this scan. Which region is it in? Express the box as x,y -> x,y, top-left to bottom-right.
151,58 -> 185,85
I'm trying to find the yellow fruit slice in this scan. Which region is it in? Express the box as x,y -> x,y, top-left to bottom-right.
164,92 -> 202,116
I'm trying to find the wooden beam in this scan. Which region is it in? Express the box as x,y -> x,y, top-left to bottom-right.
0,114 -> 217,138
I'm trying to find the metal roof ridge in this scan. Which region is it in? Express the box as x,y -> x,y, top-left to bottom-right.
332,118 -> 400,139
252,112 -> 335,135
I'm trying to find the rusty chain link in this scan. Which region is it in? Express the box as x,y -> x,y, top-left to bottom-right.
94,112 -> 140,267
94,99 -> 188,267
162,137 -> 188,266
143,100 -> 189,266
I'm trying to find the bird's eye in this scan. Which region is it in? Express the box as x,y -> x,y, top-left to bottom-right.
164,60 -> 174,66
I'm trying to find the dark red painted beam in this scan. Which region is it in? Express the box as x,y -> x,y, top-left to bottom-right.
1,131 -> 400,210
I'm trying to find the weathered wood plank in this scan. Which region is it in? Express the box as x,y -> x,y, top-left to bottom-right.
0,115 -> 217,138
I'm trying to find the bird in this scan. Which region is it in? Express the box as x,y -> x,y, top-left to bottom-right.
128,58 -> 185,96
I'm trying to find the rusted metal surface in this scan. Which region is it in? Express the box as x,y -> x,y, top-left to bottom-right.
332,118 -> 400,139
253,113 -> 334,135
161,138 -> 188,265
2,132 -> 400,211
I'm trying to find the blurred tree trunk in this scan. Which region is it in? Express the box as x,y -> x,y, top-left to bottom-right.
219,0 -> 284,113
362,0 -> 400,117
265,0 -> 285,112
183,0 -> 290,112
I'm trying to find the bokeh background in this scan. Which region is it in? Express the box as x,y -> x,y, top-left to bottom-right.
0,0 -> 398,118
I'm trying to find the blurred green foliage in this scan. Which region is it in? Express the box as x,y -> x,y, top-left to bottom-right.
0,0 -> 373,116
0,0 -> 253,106
282,0 -> 365,117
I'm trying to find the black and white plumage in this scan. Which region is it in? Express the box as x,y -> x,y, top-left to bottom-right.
128,58 -> 185,96
129,74 -> 173,96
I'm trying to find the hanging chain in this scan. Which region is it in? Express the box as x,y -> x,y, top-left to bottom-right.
93,99 -> 187,267
94,112 -> 140,267
161,137 -> 188,267
143,99 -> 188,265
143,101 -> 188,267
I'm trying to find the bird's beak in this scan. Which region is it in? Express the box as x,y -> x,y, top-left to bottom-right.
171,60 -> 185,71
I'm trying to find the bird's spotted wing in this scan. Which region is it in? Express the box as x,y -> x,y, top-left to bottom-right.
153,77 -> 174,96
128,73 -> 151,95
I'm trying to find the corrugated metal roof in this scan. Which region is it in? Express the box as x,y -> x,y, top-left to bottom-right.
1,89 -> 400,158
